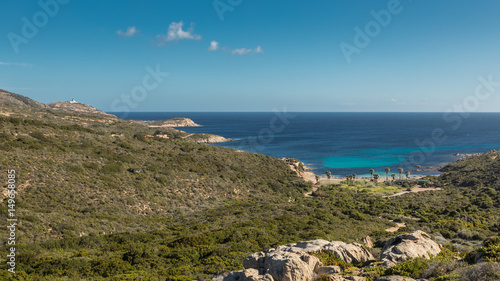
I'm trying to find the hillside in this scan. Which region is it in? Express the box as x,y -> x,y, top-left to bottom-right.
48,101 -> 115,117
0,89 -> 48,109
438,150 -> 500,188
1,92 -> 500,280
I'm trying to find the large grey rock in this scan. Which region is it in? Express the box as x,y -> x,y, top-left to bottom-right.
323,241 -> 375,264
264,251 -> 321,281
381,230 -> 441,267
376,276 -> 416,281
276,239 -> 374,264
275,239 -> 331,253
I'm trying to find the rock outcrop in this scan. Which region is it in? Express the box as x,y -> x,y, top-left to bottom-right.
216,239 -> 373,281
194,134 -> 231,143
276,239 -> 375,264
264,251 -> 321,281
381,230 -> 441,267
219,250 -> 321,281
216,231 -> 440,281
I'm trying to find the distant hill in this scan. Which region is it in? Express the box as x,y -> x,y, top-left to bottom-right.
0,89 -> 114,117
0,89 -> 48,109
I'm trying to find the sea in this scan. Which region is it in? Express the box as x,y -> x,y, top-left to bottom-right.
111,112 -> 500,177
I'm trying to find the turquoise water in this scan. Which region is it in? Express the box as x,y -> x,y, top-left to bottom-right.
323,144 -> 495,170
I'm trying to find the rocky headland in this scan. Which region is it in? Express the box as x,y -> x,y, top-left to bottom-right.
140,117 -> 202,128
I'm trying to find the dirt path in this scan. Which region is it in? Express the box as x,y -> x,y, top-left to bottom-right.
301,170 -> 319,197
304,184 -> 319,197
384,186 -> 443,198
385,222 -> 406,232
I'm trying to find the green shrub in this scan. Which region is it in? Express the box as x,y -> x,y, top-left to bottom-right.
479,236 -> 500,261
385,258 -> 430,278
102,163 -> 123,174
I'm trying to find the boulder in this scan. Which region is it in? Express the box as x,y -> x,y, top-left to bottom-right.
323,241 -> 375,264
381,230 -> 441,267
264,251 -> 321,281
318,265 -> 342,275
275,239 -> 331,253
276,239 -> 374,265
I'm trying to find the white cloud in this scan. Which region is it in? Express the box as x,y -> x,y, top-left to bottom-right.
157,22 -> 201,45
0,62 -> 32,67
117,26 -> 139,37
231,45 -> 264,55
206,40 -> 264,55
208,40 -> 219,51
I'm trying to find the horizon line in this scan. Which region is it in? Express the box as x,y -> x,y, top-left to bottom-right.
106,111 -> 500,114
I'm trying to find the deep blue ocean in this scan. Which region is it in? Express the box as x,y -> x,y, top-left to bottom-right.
111,112 -> 500,177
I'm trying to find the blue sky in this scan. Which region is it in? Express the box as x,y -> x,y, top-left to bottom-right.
1,0 -> 500,112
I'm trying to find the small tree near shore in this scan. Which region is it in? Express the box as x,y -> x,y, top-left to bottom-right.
326,170 -> 331,179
